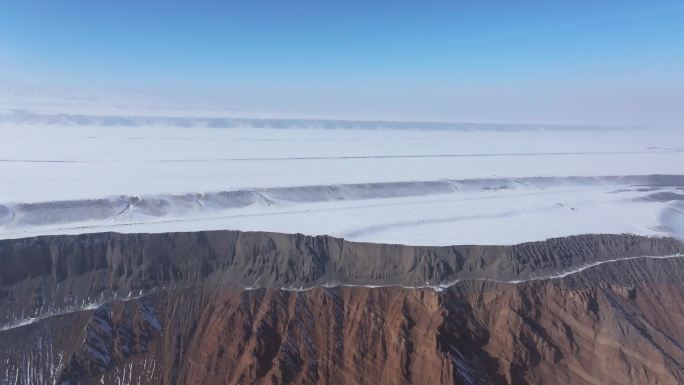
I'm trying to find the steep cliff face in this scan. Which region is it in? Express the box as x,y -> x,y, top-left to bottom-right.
1,231 -> 683,385
1,231 -> 681,325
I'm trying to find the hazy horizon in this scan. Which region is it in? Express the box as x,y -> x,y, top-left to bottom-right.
2,1 -> 684,126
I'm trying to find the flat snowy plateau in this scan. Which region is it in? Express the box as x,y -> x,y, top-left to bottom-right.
1,110 -> 683,245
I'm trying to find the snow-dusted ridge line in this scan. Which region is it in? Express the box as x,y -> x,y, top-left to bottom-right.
0,109 -> 629,131
2,174 -> 682,230
2,253 -> 682,332
280,253 -> 684,292
0,290 -> 153,332
2,114 -> 683,244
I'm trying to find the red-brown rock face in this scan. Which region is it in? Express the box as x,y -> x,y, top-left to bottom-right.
1,231 -> 683,385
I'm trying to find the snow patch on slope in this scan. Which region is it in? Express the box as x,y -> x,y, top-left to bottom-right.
1,175 -> 683,245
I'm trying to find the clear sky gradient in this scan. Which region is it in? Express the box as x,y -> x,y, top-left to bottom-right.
1,1 -> 683,125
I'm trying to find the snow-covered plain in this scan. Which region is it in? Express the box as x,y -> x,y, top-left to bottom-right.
1,110 -> 683,245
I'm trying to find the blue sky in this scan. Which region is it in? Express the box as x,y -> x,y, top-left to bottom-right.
1,1 -> 683,124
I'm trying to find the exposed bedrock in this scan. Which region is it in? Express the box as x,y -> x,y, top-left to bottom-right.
1,231 -> 683,384
0,231 -> 682,323
2,262 -> 684,385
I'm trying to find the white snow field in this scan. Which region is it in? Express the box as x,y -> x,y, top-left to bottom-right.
1,110 -> 683,245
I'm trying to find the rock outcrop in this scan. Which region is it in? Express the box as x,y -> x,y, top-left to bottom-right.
1,231 -> 683,385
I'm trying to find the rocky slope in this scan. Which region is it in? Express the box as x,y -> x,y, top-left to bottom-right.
1,231 -> 683,385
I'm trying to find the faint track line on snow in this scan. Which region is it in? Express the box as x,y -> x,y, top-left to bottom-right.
1,149 -> 682,164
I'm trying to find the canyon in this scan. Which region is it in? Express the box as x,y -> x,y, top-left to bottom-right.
1,231 -> 683,385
